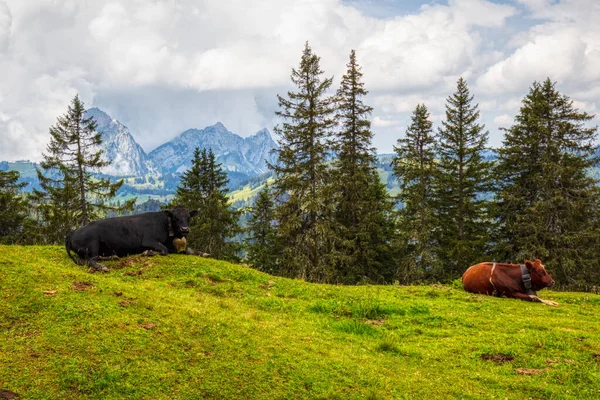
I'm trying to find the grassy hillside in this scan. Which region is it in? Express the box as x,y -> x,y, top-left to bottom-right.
1,246 -> 599,399
229,177 -> 275,208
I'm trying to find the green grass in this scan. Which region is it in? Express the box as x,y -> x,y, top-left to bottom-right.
1,246 -> 599,399
229,177 -> 275,205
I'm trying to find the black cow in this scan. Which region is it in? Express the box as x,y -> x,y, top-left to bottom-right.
65,205 -> 198,272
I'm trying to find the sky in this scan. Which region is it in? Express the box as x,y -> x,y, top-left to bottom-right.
0,0 -> 599,162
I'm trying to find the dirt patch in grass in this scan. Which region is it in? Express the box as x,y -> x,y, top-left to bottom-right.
112,255 -> 155,270
480,354 -> 514,364
71,282 -> 94,292
113,258 -> 135,269
366,319 -> 385,327
515,368 -> 544,375
0,389 -> 19,399
139,322 -> 158,330
119,300 -> 134,307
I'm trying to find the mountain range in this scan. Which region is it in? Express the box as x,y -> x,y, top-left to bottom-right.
3,109 -> 599,208
85,108 -> 278,178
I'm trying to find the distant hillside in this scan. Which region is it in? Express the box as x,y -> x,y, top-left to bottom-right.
1,245 -> 598,399
229,154 -> 402,208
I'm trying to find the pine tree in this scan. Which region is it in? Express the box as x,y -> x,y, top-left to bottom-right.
31,95 -> 133,243
435,78 -> 492,280
392,104 -> 439,283
174,148 -> 241,260
494,78 -> 600,287
245,187 -> 279,274
333,49 -> 396,284
269,42 -> 338,282
175,147 -> 207,208
0,170 -> 30,243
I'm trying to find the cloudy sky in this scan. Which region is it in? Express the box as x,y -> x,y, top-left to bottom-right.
0,0 -> 598,162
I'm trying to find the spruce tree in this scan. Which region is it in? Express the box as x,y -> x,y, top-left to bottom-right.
494,78 -> 600,286
0,170 -> 30,243
174,148 -> 241,260
333,49 -> 396,284
435,78 -> 492,280
31,95 -> 132,243
392,104 -> 439,283
245,187 -> 279,274
175,147 -> 207,208
269,42 -> 338,282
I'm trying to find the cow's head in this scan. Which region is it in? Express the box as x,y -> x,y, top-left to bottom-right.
525,259 -> 555,289
164,206 -> 198,237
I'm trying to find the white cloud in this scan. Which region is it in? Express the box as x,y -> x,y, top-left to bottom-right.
1,0 -> 598,162
372,116 -> 402,128
493,114 -> 513,125
0,1 -> 11,51
89,3 -> 129,40
359,0 -> 515,91
572,100 -> 597,115
476,26 -> 597,93
449,0 -> 516,28
516,0 -> 598,21
476,0 -> 600,95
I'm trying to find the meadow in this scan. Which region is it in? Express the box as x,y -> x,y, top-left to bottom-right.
1,246 -> 599,399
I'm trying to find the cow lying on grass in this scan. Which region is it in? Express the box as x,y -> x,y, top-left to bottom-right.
462,259 -> 558,306
66,206 -> 202,272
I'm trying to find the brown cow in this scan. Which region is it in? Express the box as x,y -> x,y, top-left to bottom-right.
462,259 -> 558,306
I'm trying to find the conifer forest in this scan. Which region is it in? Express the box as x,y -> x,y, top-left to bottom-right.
1,42 -> 599,290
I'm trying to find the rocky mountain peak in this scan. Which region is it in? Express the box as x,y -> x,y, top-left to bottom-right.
249,128 -> 273,140
85,108 -> 112,130
85,108 -> 153,177
81,108 -> 278,178
211,122 -> 227,131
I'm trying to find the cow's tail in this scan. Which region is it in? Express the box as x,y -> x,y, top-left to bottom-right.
65,230 -> 78,265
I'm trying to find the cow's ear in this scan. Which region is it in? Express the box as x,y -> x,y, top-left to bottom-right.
525,260 -> 534,271
190,210 -> 198,218
163,210 -> 174,218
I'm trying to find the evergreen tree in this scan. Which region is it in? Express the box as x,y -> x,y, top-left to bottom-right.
392,104 -> 439,283
269,42 -> 338,282
0,170 -> 30,243
245,187 -> 280,274
494,78 -> 600,287
435,78 -> 492,280
31,95 -> 132,243
175,147 -> 207,208
174,148 -> 241,260
333,49 -> 396,284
